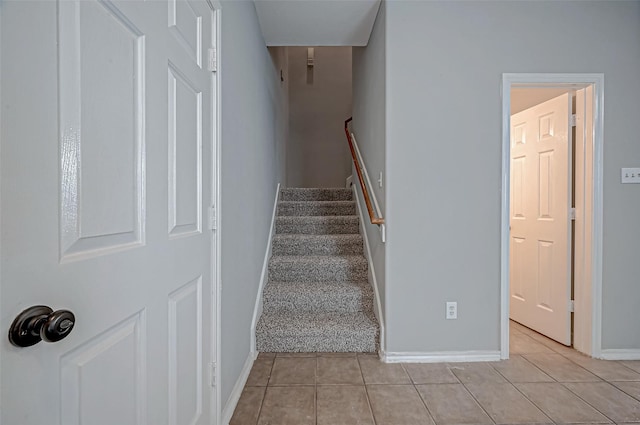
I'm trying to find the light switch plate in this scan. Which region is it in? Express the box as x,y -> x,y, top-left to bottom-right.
621,168 -> 640,184
446,301 -> 457,320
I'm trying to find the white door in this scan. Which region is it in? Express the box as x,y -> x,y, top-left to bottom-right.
1,1 -> 217,424
510,93 -> 572,345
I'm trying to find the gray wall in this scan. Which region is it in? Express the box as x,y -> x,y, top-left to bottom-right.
352,1 -> 387,328
385,1 -> 640,353
220,0 -> 287,408
287,47 -> 353,187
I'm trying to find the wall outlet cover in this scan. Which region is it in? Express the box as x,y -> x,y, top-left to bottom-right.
621,167 -> 640,184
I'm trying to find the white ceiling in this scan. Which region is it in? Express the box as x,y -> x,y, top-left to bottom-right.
254,0 -> 381,46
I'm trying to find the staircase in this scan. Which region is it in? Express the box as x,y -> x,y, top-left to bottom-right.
256,187 -> 379,353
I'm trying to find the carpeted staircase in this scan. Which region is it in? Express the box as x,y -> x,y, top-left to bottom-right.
256,187 -> 379,353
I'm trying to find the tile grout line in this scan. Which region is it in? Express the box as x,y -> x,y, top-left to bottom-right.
363,385 -> 379,425
489,353 -> 558,384
408,375 -> 439,424
254,356 -> 276,425
521,352 -> 604,383
556,351 -> 640,382
507,380 -> 558,424
458,381 -> 498,425
509,318 -> 639,382
400,363 -> 436,421
559,381 -> 622,424
252,386 -> 267,425
610,381 -> 640,403
357,353 -> 379,425
615,362 -> 640,376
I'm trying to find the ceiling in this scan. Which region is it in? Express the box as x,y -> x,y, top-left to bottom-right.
511,88 -> 571,115
254,0 -> 381,46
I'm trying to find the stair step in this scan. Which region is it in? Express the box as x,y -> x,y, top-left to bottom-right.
256,311 -> 378,353
272,234 -> 363,256
277,201 -> 355,217
280,188 -> 353,202
257,186 -> 379,354
263,281 -> 373,314
275,216 -> 360,235
269,255 -> 368,282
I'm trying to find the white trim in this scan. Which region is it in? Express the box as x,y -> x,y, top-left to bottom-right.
346,174 -> 354,188
500,76 -> 511,359
600,350 -> 640,361
250,183 -> 280,353
350,133 -> 385,242
0,4 -> 4,425
378,348 -> 387,362
220,351 -> 257,425
591,76 -> 605,359
351,183 -> 385,355
500,73 -> 604,360
383,351 -> 501,364
207,2 -> 222,425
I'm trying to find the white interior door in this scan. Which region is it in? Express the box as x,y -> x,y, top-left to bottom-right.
510,93 -> 572,346
1,1 -> 217,424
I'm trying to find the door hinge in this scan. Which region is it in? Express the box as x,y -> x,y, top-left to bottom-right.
209,205 -> 217,230
209,362 -> 217,387
570,207 -> 576,220
570,114 -> 577,127
570,300 -> 575,313
207,47 -> 217,72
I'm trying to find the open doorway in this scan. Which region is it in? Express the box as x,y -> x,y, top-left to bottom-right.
500,74 -> 604,359
509,89 -> 574,346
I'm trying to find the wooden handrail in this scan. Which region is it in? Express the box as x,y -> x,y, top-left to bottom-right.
344,117 -> 384,226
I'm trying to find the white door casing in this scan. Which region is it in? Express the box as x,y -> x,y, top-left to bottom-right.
1,1 -> 218,424
509,93 -> 572,346
501,74 -> 605,360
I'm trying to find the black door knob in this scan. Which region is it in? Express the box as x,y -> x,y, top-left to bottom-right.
8,305 -> 75,347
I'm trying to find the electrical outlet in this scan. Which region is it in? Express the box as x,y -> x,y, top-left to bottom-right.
622,168 -> 640,184
446,302 -> 457,320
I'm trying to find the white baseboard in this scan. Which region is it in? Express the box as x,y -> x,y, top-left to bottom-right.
351,184 -> 385,355
383,351 -> 501,363
599,349 -> 640,360
250,183 -> 280,353
221,351 -> 257,425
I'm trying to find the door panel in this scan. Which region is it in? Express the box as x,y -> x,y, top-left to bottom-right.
168,278 -> 203,425
537,240 -> 554,310
511,237 -> 526,301
59,0 -> 145,259
168,62 -> 202,238
510,93 -> 572,345
60,312 -> 146,425
1,1 -> 216,423
169,0 -> 203,66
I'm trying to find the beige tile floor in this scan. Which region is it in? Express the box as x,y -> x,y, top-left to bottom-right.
230,321 -> 640,425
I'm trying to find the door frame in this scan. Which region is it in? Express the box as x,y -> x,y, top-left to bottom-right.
207,1 -> 222,424
500,73 -> 604,359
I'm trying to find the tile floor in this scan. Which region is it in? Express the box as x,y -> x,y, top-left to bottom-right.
230,321 -> 640,424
